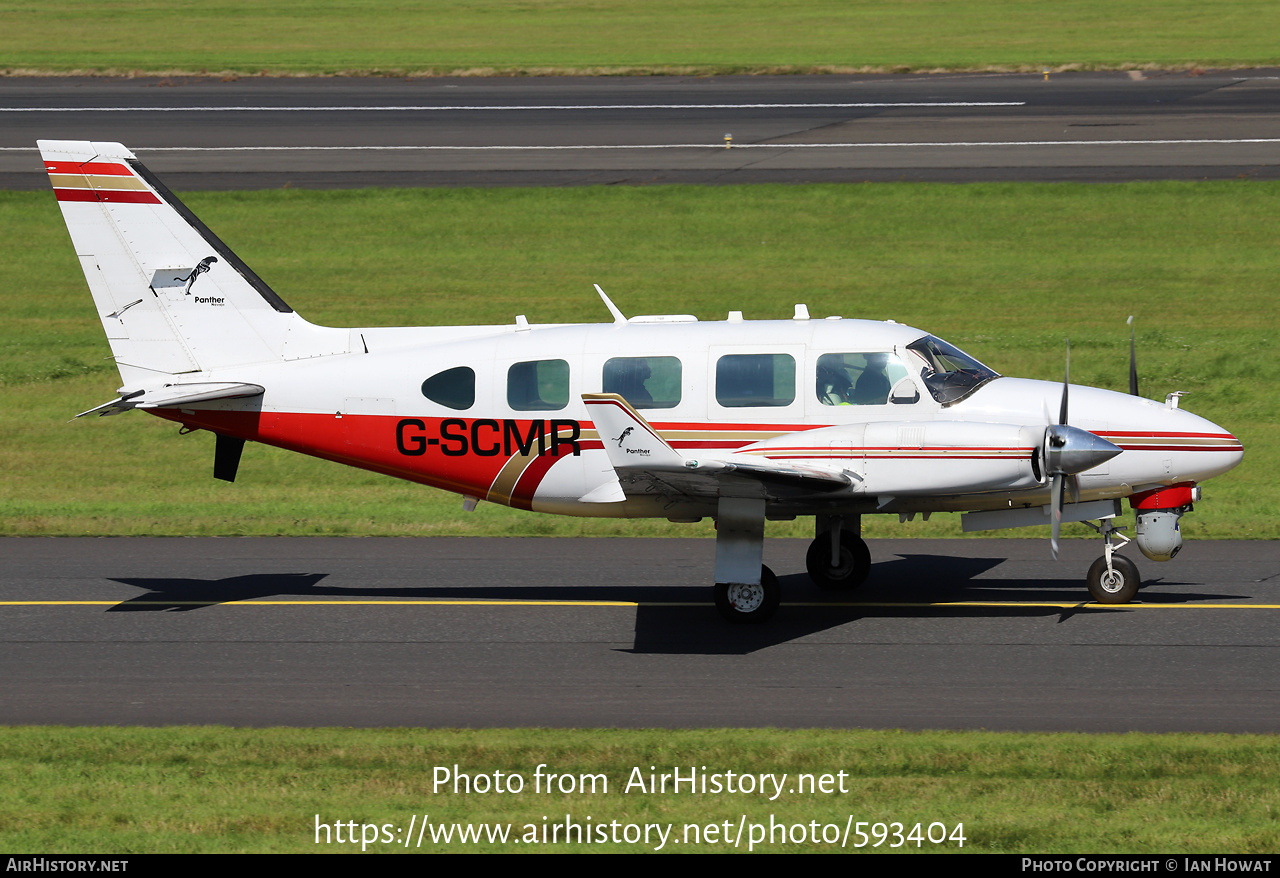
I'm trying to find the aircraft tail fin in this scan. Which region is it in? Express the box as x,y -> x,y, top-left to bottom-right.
40,140 -> 350,388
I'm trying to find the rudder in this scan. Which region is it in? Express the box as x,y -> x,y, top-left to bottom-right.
40,140 -> 349,388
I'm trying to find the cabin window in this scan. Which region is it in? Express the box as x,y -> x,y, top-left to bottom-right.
602,356 -> 681,409
715,354 -> 795,407
816,353 -> 910,406
508,359 -> 570,411
421,366 -> 476,411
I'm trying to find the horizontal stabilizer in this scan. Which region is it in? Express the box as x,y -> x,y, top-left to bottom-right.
75,382 -> 264,418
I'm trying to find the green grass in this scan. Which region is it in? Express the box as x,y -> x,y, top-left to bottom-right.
3,182 -> 1276,537
1,1 -> 1278,76
2,727 -> 1278,853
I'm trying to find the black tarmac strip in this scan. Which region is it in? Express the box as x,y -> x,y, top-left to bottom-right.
2,537 -> 1277,731
2,70 -> 1280,188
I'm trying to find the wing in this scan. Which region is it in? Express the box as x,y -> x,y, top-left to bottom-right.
580,393 -> 851,503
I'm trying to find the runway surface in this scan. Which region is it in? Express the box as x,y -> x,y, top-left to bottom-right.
3,70 -> 1280,187
3,537 -> 1277,731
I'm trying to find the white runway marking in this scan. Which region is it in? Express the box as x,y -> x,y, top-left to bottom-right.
133,137 -> 1280,150
6,137 -> 1275,153
1,101 -> 1025,112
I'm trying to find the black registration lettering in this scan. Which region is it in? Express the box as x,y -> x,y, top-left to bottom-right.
504,419 -> 546,456
550,419 -> 582,457
397,418 -> 581,458
395,419 -> 427,456
470,419 -> 502,456
440,419 -> 469,456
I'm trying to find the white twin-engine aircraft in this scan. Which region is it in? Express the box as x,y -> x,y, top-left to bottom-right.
43,140 -> 1244,623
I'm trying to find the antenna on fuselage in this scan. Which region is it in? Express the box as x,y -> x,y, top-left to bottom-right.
1127,315 -> 1140,397
595,284 -> 627,324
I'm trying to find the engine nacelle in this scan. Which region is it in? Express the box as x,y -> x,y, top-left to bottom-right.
1135,509 -> 1183,562
1130,483 -> 1200,562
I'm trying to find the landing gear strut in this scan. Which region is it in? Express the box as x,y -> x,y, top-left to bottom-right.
806,514 -> 870,590
712,497 -> 780,623
1082,517 -> 1141,603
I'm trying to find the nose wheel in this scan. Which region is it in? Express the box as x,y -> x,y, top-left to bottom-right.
1087,554 -> 1140,603
1083,517 -> 1140,603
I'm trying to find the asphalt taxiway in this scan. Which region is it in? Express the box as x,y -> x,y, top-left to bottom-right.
3,537 -> 1277,730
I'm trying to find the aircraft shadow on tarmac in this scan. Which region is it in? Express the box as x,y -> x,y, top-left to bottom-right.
105,554 -> 1233,654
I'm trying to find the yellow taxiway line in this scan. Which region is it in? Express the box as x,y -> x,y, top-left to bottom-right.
4,600 -> 1280,609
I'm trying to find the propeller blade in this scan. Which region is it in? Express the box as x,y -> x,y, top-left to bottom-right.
1058,341 -> 1070,425
1050,473 -> 1064,559
1128,316 -> 1140,397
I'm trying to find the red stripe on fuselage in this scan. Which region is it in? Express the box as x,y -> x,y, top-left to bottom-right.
149,409 -> 586,506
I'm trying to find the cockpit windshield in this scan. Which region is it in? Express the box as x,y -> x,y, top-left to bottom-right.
905,335 -> 1000,405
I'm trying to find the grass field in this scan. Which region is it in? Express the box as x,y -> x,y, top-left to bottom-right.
3,182 -> 1275,539
1,0 -> 1278,76
2,727 -> 1278,853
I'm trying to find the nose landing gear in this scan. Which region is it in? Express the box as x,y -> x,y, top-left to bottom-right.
1082,517 -> 1140,603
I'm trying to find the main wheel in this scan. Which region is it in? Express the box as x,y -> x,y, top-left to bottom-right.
805,531 -> 871,590
715,565 -> 780,624
1086,554 -> 1141,604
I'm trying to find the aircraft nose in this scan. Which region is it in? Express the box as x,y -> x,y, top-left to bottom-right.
1183,408 -> 1244,478
1150,405 -> 1244,482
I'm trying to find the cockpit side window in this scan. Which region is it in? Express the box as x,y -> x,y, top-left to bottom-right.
905,335 -> 999,406
816,353 -> 910,406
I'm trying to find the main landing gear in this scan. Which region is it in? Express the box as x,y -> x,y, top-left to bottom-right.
712,497 -> 783,624
806,514 -> 870,590
712,505 -> 871,624
1082,517 -> 1141,603
715,567 -> 780,624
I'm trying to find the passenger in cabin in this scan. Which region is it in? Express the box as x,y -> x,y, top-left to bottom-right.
603,358 -> 653,406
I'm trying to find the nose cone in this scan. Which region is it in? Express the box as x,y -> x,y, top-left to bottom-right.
1104,397 -> 1244,484
1047,424 -> 1123,474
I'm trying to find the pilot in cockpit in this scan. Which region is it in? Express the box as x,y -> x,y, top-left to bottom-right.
850,353 -> 891,405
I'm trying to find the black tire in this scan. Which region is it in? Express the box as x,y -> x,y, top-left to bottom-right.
715,565 -> 781,624
805,531 -> 871,590
1086,554 -> 1141,604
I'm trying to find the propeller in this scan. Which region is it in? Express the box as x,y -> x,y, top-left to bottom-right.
1044,341 -> 1124,558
